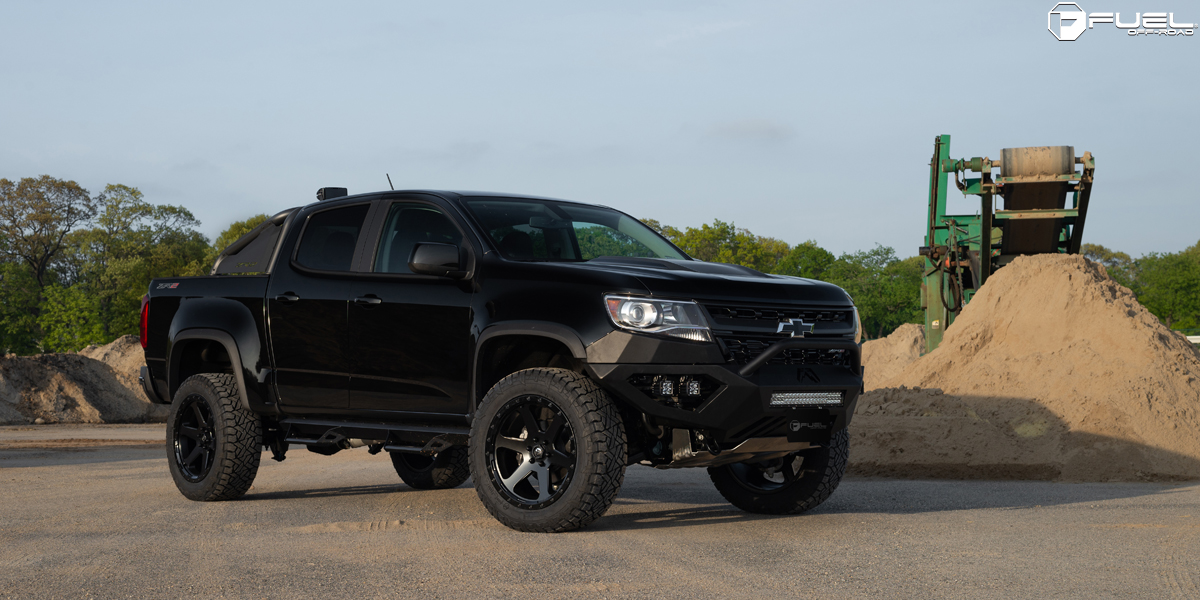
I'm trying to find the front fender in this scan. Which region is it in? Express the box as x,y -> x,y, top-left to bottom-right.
471,321 -> 588,413
476,321 -> 587,360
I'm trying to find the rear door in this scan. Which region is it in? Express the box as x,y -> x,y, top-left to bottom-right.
347,197 -> 475,415
267,202 -> 372,410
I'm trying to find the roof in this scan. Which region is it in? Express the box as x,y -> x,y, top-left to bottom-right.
307,189 -> 614,211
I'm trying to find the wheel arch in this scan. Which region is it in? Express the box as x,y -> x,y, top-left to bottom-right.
472,322 -> 588,414
168,329 -> 252,411
166,296 -> 270,413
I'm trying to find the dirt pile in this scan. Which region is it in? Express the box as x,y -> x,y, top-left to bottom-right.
0,336 -> 166,425
851,254 -> 1200,481
861,323 -> 924,390
79,335 -> 149,397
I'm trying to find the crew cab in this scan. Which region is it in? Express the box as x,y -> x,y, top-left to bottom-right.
139,188 -> 863,532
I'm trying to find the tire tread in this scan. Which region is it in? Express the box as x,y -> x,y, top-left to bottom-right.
471,368 -> 626,533
169,373 -> 261,501
708,428 -> 848,515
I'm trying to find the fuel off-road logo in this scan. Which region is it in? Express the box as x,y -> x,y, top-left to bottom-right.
1048,3 -> 1194,40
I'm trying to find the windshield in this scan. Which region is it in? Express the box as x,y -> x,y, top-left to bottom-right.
461,197 -> 687,262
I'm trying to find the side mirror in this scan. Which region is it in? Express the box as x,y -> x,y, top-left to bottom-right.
409,243 -> 467,278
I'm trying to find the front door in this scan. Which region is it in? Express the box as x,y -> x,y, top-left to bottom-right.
347,199 -> 474,415
267,202 -> 371,410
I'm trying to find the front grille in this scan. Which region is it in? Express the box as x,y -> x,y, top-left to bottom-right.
705,305 -> 851,324
720,336 -> 851,366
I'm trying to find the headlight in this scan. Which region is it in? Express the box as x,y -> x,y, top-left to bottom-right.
604,295 -> 714,343
853,307 -> 862,344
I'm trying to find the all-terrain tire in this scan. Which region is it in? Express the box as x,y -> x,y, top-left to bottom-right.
166,373 -> 262,501
469,368 -> 626,533
708,428 -> 849,515
391,446 -> 471,489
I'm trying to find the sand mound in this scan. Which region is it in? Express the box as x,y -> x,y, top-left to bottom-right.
851,254 -> 1200,481
861,323 -> 924,390
79,335 -> 150,399
0,337 -> 166,425
80,335 -> 144,377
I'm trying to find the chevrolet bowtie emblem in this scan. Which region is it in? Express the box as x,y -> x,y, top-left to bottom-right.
776,318 -> 815,338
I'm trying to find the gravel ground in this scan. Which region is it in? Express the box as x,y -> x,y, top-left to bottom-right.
2,425 -> 1199,599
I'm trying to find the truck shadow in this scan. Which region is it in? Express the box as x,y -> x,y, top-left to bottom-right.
595,501 -> 764,531
602,389 -> 1200,530
598,479 -> 1200,531
0,444 -> 162,468
245,483 -> 419,500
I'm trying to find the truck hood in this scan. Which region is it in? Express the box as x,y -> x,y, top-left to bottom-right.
564,257 -> 853,306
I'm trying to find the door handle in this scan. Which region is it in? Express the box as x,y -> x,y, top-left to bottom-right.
275,293 -> 300,303
354,296 -> 383,306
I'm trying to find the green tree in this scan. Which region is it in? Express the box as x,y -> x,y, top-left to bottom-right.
0,176 -> 97,350
37,284 -> 107,352
1185,239 -> 1200,260
775,240 -> 836,280
0,258 -> 41,354
661,219 -> 790,273
185,214 -> 268,276
641,218 -> 682,241
211,213 -> 269,254
641,217 -> 923,338
1082,243 -> 1137,290
0,176 -> 96,300
574,226 -> 656,259
60,184 -> 208,339
1136,251 -> 1200,329
824,246 -> 923,339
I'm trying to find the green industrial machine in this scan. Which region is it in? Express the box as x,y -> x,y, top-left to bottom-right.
920,135 -> 1096,352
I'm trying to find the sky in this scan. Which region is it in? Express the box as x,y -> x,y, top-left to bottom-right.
2,0 -> 1196,257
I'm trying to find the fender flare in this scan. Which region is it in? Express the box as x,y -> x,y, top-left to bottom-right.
476,321 -> 587,359
471,321 -> 588,412
169,329 -> 252,412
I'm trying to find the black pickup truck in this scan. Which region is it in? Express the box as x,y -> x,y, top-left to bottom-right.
139,188 -> 863,532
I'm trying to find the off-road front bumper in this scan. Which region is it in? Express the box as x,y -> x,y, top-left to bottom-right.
585,336 -> 862,445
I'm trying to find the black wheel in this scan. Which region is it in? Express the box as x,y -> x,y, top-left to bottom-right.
469,368 -> 626,533
166,373 -> 262,501
390,446 -> 470,489
708,428 -> 849,515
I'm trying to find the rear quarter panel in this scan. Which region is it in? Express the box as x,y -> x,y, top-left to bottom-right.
144,276 -> 271,408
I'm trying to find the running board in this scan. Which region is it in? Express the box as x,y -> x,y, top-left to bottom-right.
275,418 -> 470,455
278,417 -> 469,441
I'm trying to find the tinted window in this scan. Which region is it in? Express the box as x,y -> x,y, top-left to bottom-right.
373,203 -> 463,274
462,197 -> 685,262
294,204 -> 370,271
213,212 -> 291,275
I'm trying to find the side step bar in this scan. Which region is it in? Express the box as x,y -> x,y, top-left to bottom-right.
272,418 -> 470,459
278,417 -> 469,440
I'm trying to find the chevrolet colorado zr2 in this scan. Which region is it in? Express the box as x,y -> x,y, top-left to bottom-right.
139,188 -> 863,532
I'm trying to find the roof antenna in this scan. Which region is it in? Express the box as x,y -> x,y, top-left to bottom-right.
386,173 -> 394,190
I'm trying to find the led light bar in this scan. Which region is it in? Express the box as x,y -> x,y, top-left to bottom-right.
769,391 -> 844,407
